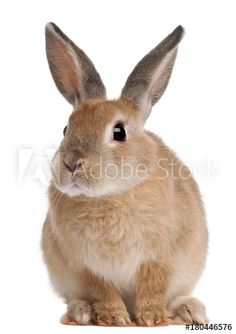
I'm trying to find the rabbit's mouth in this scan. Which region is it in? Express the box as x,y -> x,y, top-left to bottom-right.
69,174 -> 87,188
57,177 -> 89,197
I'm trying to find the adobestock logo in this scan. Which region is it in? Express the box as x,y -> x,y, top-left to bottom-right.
18,148 -> 217,187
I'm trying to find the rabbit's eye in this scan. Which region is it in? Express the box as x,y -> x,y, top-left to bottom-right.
63,126 -> 67,136
113,123 -> 126,141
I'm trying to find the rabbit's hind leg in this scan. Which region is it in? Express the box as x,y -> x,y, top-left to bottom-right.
167,296 -> 208,324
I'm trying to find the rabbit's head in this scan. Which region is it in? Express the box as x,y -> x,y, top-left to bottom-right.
46,23 -> 184,197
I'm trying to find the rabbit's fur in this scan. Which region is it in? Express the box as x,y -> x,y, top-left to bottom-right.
42,23 -> 208,326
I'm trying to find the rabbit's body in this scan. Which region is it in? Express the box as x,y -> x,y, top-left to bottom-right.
42,127 -> 207,320
42,23 -> 208,326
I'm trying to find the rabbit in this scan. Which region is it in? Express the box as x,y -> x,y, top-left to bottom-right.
41,22 -> 208,326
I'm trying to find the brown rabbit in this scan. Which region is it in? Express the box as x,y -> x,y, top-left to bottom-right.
41,23 -> 208,326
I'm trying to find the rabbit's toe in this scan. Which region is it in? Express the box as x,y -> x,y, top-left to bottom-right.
93,301 -> 131,326
135,304 -> 167,326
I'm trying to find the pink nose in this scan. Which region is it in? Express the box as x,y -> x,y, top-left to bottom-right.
63,160 -> 83,173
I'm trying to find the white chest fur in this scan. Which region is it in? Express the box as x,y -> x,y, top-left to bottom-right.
83,229 -> 145,292
62,210 -> 146,293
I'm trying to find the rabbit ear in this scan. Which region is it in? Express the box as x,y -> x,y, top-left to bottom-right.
121,26 -> 184,121
45,22 -> 106,106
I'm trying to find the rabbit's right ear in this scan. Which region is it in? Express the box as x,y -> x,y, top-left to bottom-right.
45,23 -> 106,106
121,26 -> 184,122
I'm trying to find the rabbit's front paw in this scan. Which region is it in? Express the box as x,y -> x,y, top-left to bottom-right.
94,301 -> 131,326
135,304 -> 167,326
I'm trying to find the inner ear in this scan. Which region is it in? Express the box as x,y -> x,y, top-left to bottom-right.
120,26 -> 184,122
45,23 -> 106,106
46,28 -> 82,104
146,47 -> 178,107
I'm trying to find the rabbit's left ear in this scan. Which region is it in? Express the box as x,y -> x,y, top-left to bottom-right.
121,26 -> 184,122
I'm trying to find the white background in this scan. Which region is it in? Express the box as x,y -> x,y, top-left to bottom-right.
0,0 -> 235,333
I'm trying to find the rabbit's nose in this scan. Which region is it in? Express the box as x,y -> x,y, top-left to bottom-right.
63,159 -> 83,173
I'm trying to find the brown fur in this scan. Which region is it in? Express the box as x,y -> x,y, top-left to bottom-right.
41,23 -> 208,326
135,262 -> 170,326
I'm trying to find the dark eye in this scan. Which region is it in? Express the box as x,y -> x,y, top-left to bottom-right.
113,123 -> 126,141
63,126 -> 67,136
